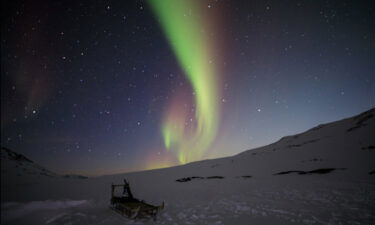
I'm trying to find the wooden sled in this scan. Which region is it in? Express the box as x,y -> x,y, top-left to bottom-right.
110,179 -> 164,221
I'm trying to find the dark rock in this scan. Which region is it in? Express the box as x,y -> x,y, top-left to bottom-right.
176,176 -> 204,182
287,139 -> 320,149
306,168 -> 336,174
206,176 -> 224,179
274,170 -> 305,175
176,176 -> 223,182
361,146 -> 375,150
347,112 -> 373,132
274,168 -> 345,175
1,147 -> 33,163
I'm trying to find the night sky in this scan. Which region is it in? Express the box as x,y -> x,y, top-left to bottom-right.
1,0 -> 374,176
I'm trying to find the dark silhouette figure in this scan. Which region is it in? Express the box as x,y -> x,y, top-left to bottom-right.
122,179 -> 134,199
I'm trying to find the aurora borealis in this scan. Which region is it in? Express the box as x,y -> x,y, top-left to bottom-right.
149,0 -> 220,164
1,0 -> 375,176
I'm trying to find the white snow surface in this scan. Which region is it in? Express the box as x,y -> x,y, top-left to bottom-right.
1,108 -> 375,225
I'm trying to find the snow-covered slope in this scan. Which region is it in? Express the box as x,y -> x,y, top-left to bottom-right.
1,147 -> 59,179
114,107 -> 375,183
174,106 -> 375,180
1,147 -> 88,193
1,108 -> 375,225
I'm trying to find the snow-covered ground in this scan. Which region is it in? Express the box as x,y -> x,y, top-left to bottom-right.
2,108 -> 375,225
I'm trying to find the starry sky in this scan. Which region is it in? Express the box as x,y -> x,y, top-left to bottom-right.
1,0 -> 374,176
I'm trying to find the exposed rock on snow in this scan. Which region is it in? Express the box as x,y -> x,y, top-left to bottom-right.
273,168 -> 346,175
176,176 -> 224,182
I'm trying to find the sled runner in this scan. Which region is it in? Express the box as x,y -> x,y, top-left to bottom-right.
110,179 -> 164,221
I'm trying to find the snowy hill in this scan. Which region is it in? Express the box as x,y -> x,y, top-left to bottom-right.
1,147 -> 88,190
121,107 -> 375,182
1,147 -> 59,179
1,108 -> 375,225
185,106 -> 375,179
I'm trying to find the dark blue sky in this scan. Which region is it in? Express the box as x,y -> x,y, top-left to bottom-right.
1,0 -> 374,176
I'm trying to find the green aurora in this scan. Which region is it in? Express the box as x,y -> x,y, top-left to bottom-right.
148,0 -> 220,163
